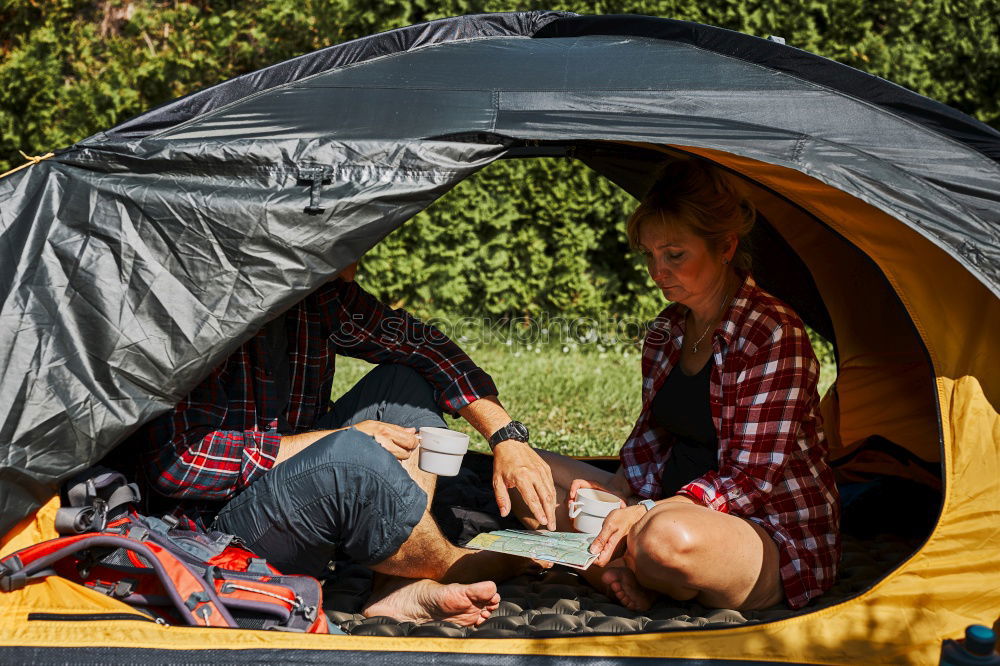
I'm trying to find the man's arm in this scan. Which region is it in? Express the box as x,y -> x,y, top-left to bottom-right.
274,430 -> 338,465
276,421 -> 420,465
320,279 -> 498,414
458,396 -> 557,529
320,279 -> 557,527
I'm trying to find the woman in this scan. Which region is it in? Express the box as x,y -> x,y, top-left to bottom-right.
517,159 -> 839,611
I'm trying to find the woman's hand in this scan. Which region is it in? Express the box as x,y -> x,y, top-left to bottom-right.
588,504 -> 647,567
353,420 -> 419,460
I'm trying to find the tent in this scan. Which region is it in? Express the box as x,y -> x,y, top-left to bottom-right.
2,10 -> 998,665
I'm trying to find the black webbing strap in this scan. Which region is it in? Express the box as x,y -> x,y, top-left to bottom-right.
56,467 -> 142,535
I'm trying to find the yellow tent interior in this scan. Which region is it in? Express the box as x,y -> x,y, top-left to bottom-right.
2,143 -> 998,665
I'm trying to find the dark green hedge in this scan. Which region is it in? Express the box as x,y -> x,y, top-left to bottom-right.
3,1 -> 996,323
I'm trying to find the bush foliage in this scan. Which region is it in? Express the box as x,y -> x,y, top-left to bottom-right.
3,0 -> 996,326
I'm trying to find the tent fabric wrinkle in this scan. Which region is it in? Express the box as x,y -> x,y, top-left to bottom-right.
0,138 -> 505,537
132,31 -> 1000,292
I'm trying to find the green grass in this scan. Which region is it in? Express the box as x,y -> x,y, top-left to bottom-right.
331,338 -> 836,457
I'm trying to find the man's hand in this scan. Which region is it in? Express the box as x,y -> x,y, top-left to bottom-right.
454,396 -> 557,528
276,420 -> 419,466
492,440 -> 557,529
589,504 -> 646,567
353,420 -> 419,460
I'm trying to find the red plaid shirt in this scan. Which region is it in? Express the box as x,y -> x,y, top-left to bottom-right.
620,274 -> 840,609
136,278 -> 497,518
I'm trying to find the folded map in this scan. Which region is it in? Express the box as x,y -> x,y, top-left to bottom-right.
464,529 -> 598,570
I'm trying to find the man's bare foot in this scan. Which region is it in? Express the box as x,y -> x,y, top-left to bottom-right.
601,566 -> 657,612
362,577 -> 500,626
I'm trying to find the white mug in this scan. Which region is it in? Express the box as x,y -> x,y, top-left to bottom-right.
417,427 -> 470,476
567,488 -> 622,534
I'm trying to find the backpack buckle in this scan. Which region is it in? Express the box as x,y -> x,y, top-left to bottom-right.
0,556 -> 26,592
54,498 -> 108,535
299,604 -> 317,622
0,570 -> 27,592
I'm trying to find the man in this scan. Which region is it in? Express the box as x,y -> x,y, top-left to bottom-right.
131,263 -> 557,626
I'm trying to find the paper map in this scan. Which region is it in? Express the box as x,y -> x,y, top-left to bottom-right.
465,530 -> 599,570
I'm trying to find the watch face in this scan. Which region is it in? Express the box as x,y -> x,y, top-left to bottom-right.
510,421 -> 529,441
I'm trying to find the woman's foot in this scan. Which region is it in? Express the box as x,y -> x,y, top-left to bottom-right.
601,566 -> 657,612
362,577 -> 500,626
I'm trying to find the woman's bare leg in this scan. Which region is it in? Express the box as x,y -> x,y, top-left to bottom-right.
508,449 -> 619,531
621,502 -> 784,610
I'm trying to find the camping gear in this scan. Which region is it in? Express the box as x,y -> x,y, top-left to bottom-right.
1,9 -> 997,665
328,455 -> 918,634
939,626 -> 1000,665
0,469 -> 329,633
328,536 -> 915,637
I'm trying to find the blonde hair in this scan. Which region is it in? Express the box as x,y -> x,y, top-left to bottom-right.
626,159 -> 756,271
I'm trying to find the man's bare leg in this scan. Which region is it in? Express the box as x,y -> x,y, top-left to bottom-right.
360,452 -> 545,624
367,451 -> 535,584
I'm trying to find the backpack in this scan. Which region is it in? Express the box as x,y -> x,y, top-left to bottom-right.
0,468 -> 329,633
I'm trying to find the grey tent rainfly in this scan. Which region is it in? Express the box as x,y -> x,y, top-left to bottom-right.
1,11 -> 999,666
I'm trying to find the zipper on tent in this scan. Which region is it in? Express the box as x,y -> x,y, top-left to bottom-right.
27,612 -> 158,623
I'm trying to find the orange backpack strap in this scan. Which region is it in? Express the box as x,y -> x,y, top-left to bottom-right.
0,533 -> 235,628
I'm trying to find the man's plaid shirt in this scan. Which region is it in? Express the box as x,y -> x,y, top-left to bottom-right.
137,278 -> 497,520
620,274 -> 840,609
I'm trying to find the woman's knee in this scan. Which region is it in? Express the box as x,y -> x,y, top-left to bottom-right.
627,510 -> 702,582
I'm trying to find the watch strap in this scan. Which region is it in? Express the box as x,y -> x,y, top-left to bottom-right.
639,499 -> 657,512
487,421 -> 529,449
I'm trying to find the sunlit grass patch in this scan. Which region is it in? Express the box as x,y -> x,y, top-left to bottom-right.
331,328 -> 835,457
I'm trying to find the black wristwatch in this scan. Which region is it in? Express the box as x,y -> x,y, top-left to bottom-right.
487,421 -> 530,450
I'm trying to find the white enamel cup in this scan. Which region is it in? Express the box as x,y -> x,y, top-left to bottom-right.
567,488 -> 622,534
417,427 -> 470,476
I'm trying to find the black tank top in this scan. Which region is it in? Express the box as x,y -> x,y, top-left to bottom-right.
649,360 -> 719,497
